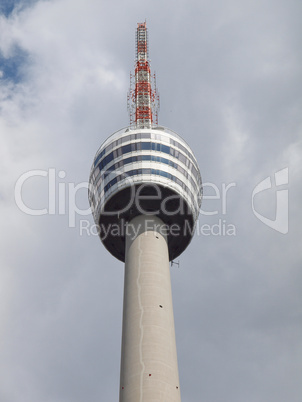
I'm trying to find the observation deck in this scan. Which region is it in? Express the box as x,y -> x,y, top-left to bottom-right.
88,126 -> 202,262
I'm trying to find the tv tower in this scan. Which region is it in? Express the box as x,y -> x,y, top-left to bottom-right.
89,22 -> 202,402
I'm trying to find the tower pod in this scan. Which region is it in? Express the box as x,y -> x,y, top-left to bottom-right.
89,126 -> 202,262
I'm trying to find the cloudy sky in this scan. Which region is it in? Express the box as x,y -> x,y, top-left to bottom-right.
0,0 -> 301,401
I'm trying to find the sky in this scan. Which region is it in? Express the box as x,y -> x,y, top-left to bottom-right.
0,0 -> 301,401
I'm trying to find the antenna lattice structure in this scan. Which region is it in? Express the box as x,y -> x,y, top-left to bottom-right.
128,22 -> 159,128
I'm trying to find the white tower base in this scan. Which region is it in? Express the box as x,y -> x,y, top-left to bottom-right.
119,215 -> 181,402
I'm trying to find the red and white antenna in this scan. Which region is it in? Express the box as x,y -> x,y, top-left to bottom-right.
128,22 -> 159,128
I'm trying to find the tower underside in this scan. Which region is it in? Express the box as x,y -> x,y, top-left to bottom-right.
97,184 -> 195,262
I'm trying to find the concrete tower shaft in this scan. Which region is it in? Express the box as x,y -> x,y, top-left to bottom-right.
120,215 -> 180,401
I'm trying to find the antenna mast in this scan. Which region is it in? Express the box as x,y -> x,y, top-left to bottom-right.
128,22 -> 159,128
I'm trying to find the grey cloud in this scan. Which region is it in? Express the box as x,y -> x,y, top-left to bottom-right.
0,0 -> 301,401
